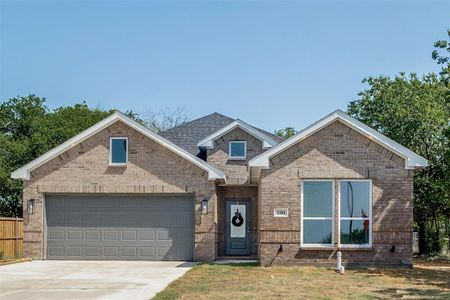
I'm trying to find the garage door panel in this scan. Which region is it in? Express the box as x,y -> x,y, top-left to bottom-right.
67,247 -> 82,257
85,247 -> 101,257
177,199 -> 193,210
48,230 -> 65,241
48,246 -> 64,257
139,247 -> 156,257
103,231 -> 119,241
177,213 -> 194,226
66,214 -> 83,226
121,247 -> 137,257
66,200 -> 83,209
86,214 -> 101,226
104,247 -> 119,257
85,230 -> 101,241
157,213 -> 177,227
48,199 -> 66,209
46,194 -> 194,260
47,214 -> 65,226
139,231 -> 155,241
67,230 -> 82,241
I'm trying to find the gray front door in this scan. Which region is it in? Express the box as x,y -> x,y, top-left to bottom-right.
225,199 -> 251,256
45,194 -> 194,261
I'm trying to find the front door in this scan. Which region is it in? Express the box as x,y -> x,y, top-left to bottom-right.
225,199 -> 251,256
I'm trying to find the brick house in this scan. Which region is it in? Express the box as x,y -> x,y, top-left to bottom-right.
11,110 -> 427,267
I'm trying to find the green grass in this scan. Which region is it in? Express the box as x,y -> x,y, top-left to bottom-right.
153,260 -> 450,300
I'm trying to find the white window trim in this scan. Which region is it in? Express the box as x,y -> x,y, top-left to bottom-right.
228,141 -> 247,160
300,179 -> 335,248
337,179 -> 372,249
109,137 -> 128,166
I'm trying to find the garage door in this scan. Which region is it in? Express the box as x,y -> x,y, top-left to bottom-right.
45,194 -> 194,260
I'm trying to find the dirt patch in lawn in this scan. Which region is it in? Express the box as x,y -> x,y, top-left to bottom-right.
153,260 -> 450,300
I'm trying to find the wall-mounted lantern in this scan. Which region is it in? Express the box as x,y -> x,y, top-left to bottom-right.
28,199 -> 35,215
201,198 -> 209,215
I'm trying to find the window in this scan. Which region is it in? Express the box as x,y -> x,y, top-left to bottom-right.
229,141 -> 246,159
339,180 -> 372,247
301,180 -> 334,247
110,137 -> 128,165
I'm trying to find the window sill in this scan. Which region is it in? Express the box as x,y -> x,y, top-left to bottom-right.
300,246 -> 335,251
300,246 -> 373,251
228,157 -> 246,161
109,163 -> 128,167
338,246 -> 372,251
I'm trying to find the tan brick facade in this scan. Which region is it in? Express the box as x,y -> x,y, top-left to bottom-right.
207,127 -> 266,184
259,120 -> 414,267
22,121 -> 217,262
19,116 -> 416,267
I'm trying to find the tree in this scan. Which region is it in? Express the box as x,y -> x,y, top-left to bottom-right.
0,96 -> 189,217
348,73 -> 450,255
141,107 -> 189,132
0,96 -> 113,217
275,127 -> 297,139
432,29 -> 450,83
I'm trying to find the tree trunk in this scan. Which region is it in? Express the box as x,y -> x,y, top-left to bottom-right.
418,222 -> 427,255
446,218 -> 450,254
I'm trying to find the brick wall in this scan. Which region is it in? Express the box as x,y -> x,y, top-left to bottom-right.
207,128 -> 266,184
21,121 -> 217,262
259,120 -> 414,267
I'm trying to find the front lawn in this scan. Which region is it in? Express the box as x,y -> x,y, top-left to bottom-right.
153,259 -> 450,299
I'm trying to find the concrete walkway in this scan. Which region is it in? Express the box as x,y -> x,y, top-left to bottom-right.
0,260 -> 194,300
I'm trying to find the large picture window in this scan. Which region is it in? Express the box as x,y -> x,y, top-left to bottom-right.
339,180 -> 372,247
301,180 -> 334,247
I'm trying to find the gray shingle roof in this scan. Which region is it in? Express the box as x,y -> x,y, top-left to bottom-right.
159,112 -> 283,156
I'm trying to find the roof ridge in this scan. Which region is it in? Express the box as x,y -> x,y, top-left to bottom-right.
161,112 -> 235,133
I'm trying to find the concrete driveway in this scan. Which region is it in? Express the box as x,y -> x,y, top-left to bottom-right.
0,260 -> 194,300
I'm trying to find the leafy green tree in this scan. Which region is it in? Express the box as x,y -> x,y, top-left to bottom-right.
275,127 -> 297,139
0,96 -> 188,217
0,95 -> 113,217
432,29 -> 450,83
348,73 -> 450,255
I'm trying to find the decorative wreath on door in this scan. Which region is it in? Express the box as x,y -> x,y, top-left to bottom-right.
232,208 -> 244,227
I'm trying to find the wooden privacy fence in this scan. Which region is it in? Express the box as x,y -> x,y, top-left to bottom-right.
0,217 -> 23,259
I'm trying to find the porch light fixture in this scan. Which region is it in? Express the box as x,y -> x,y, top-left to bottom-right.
201,198 -> 209,215
28,199 -> 35,215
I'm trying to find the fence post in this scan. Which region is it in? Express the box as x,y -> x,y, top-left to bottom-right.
14,216 -> 19,258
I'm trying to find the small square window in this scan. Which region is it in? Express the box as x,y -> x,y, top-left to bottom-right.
110,137 -> 128,165
229,141 -> 246,160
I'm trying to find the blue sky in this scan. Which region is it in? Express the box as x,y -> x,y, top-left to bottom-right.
1,1 -> 449,132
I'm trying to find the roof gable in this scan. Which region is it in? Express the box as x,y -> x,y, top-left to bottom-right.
11,112 -> 226,181
197,119 -> 279,149
159,113 -> 235,156
159,112 -> 282,155
249,110 -> 428,170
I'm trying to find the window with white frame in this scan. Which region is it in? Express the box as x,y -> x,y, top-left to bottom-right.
110,137 -> 128,165
339,180 -> 372,247
301,180 -> 334,246
229,141 -> 246,159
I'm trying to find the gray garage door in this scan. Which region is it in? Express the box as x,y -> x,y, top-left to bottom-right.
45,194 -> 194,260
